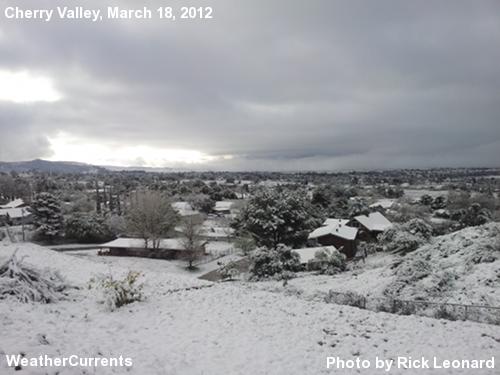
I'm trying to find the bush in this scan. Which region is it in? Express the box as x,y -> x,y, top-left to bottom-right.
0,251 -> 68,303
380,228 -> 425,254
217,260 -> 240,281
249,244 -> 302,280
307,248 -> 346,275
89,271 -> 144,311
434,305 -> 459,321
65,213 -> 115,243
326,291 -> 366,308
402,218 -> 433,240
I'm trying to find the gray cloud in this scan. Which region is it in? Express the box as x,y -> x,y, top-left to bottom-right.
0,0 -> 499,170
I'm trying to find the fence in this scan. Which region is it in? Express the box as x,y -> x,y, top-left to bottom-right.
325,290 -> 500,326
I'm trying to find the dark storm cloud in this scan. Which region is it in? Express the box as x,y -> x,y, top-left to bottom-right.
0,0 -> 499,169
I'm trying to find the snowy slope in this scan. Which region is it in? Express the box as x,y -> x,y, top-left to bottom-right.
1,239 -> 499,374
254,223 -> 500,306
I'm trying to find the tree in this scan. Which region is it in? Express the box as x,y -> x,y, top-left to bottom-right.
187,194 -> 215,214
65,213 -> 114,243
233,189 -> 316,249
308,247 -> 346,275
179,216 -> 205,270
460,203 -> 491,227
234,235 -> 256,255
126,190 -> 179,248
249,244 -> 302,280
30,192 -> 63,241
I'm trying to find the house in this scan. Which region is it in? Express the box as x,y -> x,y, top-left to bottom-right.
214,201 -> 234,215
293,246 -> 338,265
308,219 -> 358,258
350,212 -> 393,240
0,198 -> 27,209
99,237 -> 206,260
0,207 -> 33,226
171,202 -> 199,217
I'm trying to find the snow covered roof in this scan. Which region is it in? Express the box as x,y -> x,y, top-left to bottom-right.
214,201 -> 234,211
293,246 -> 337,264
323,218 -> 350,227
0,198 -> 25,209
354,212 -> 393,232
100,238 -> 186,251
308,220 -> 358,241
369,199 -> 395,209
0,207 -> 30,219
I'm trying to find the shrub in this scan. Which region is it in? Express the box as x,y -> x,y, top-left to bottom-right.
402,218 -> 433,240
380,228 -> 425,254
0,251 -> 68,303
307,248 -> 346,275
249,244 -> 301,280
234,235 -> 256,255
434,305 -> 459,321
89,271 -> 144,311
335,291 -> 366,308
217,260 -> 240,281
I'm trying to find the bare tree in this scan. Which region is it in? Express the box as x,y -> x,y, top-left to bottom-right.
179,217 -> 205,270
126,190 -> 179,248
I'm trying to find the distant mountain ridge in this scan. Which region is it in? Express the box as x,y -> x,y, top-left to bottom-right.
0,159 -> 105,174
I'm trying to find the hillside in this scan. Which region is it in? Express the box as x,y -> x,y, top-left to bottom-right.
256,223 -> 500,307
0,159 -> 105,174
1,240 -> 499,374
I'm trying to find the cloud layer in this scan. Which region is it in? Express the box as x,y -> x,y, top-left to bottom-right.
1,0 -> 499,170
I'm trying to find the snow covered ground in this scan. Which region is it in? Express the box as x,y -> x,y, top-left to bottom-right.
1,239 -> 499,374
255,223 -> 500,307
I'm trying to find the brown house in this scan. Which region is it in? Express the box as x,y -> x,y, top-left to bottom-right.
348,212 -> 393,241
99,238 -> 205,260
308,219 -> 359,258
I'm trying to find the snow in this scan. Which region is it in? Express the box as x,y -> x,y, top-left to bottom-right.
323,218 -> 350,226
309,220 -> 358,241
214,201 -> 234,211
259,223 -> 500,306
369,199 -> 395,209
293,246 -> 337,264
354,212 -> 393,232
0,207 -> 30,219
0,198 -> 25,209
1,238 -> 499,374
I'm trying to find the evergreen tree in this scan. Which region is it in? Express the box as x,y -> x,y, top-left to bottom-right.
233,189 -> 317,249
31,192 -> 63,241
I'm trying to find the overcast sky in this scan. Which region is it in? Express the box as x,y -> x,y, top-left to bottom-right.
0,0 -> 499,171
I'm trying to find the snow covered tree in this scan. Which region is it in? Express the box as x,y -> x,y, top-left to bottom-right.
379,226 -> 425,254
233,189 -> 316,249
0,251 -> 68,303
402,218 -> 433,240
431,195 -> 447,210
460,203 -> 491,227
308,247 -> 346,275
65,213 -> 114,243
31,192 -> 63,241
126,190 -> 179,248
179,216 -> 205,270
249,244 -> 302,280
419,194 -> 434,206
